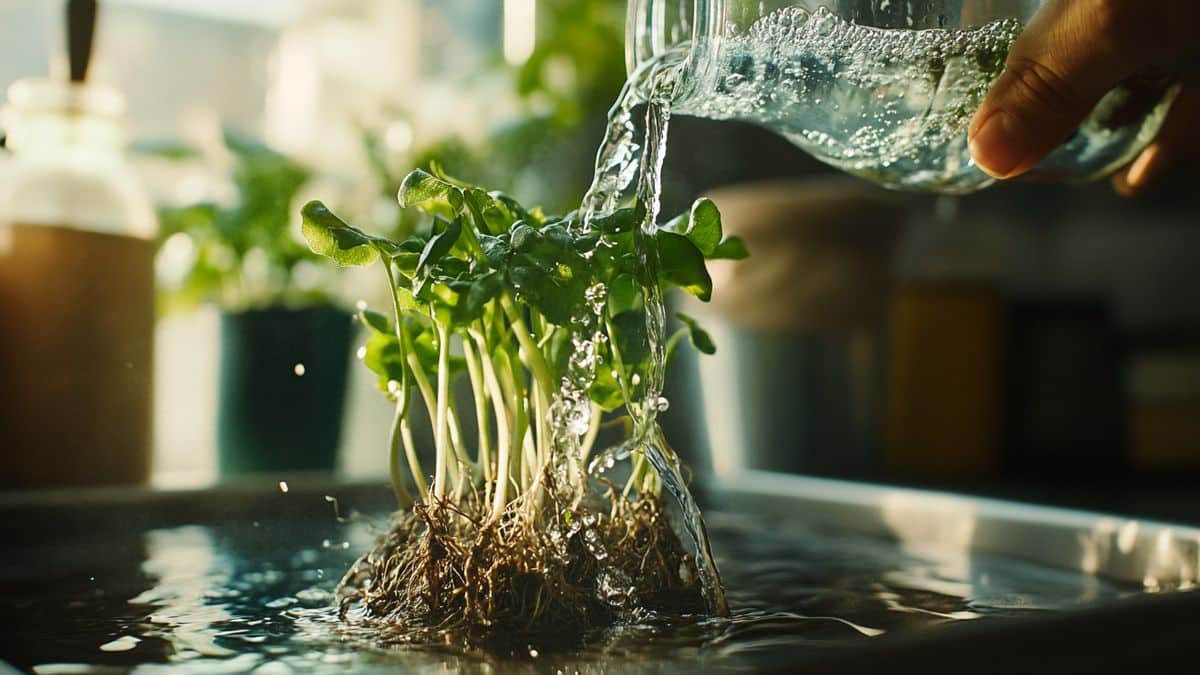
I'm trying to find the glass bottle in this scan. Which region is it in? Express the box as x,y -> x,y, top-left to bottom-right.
627,0 -> 1178,194
0,78 -> 157,487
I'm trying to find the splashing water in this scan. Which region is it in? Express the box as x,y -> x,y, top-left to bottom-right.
545,51 -> 728,616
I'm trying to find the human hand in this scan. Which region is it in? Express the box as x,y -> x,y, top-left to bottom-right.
967,0 -> 1200,195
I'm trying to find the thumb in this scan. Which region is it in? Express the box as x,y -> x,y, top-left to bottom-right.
968,0 -> 1168,179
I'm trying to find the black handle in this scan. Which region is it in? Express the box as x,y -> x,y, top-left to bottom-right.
67,0 -> 98,82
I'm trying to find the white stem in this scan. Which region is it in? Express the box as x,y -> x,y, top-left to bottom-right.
433,323 -> 451,501
400,417 -> 427,498
581,402 -> 603,463
472,329 -> 513,520
387,400 -> 414,507
462,336 -> 492,485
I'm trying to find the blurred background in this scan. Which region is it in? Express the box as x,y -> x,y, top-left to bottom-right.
2,0 -> 1199,512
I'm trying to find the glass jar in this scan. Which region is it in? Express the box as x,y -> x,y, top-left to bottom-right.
627,0 -> 1179,193
0,78 -> 157,488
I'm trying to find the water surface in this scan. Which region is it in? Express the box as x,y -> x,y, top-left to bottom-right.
0,496 -> 1137,673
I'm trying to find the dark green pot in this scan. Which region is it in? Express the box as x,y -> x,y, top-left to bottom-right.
217,306 -> 355,476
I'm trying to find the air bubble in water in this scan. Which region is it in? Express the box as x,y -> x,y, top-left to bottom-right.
687,7 -> 1021,192
583,529 -> 608,561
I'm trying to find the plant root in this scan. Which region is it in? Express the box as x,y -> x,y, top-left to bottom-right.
335,484 -> 702,649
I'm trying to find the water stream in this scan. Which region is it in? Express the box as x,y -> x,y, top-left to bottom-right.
562,50 -> 728,615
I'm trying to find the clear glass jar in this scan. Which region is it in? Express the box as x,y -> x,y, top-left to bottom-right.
627,0 -> 1178,193
0,78 -> 157,487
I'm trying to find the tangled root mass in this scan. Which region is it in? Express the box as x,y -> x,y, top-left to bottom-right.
335,486 -> 703,648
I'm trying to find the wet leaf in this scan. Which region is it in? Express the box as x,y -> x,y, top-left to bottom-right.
301,201 -> 380,267
360,309 -> 391,334
362,331 -> 405,393
607,274 -> 642,317
656,231 -> 712,301
417,218 -> 463,273
398,169 -> 464,218
687,198 -> 723,256
710,236 -> 749,260
453,271 -> 503,324
590,204 -> 643,235
676,312 -> 716,355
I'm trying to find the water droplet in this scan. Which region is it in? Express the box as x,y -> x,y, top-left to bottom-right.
99,635 -> 140,652
356,346 -> 367,360
583,529 -> 608,560
295,587 -> 332,606
293,363 -> 306,376
278,481 -> 289,493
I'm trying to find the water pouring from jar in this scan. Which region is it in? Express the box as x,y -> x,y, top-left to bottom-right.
627,0 -> 1199,195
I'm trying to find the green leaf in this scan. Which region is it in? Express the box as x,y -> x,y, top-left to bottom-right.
464,188 -> 519,236
588,363 -> 625,412
607,274 -> 642,317
608,310 -> 652,400
479,234 -> 511,270
361,331 -> 406,393
397,169 -> 464,218
417,218 -> 463,273
676,312 -> 716,355
360,309 -> 391,334
662,211 -> 688,235
656,231 -> 712,301
493,192 -> 541,225
710,236 -> 749,260
409,326 -> 440,374
507,221 -> 593,326
687,198 -> 723,256
511,261 -> 588,326
301,201 -> 380,267
453,270 -> 503,323
590,205 -> 643,235
510,221 -> 539,252
411,327 -> 466,376
389,238 -> 427,278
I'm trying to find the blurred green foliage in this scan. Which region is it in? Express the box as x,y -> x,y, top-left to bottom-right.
152,1 -> 628,313
401,0 -> 627,217
151,131 -> 332,313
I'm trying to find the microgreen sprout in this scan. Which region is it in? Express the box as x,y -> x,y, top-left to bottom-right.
303,164 -> 745,640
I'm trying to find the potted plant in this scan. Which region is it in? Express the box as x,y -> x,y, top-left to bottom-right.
153,131 -> 355,476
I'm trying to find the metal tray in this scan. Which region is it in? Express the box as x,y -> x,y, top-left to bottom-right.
710,471 -> 1200,589
706,471 -> 1200,673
